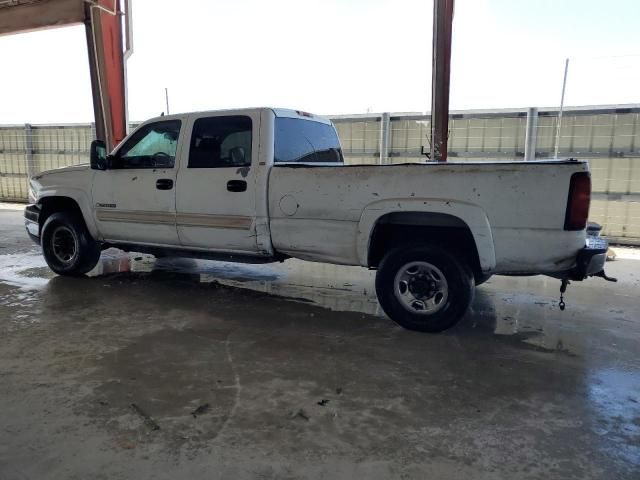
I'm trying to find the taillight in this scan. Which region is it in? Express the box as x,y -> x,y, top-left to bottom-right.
564,172 -> 591,231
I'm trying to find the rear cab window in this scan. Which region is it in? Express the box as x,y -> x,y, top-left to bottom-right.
274,117 -> 344,164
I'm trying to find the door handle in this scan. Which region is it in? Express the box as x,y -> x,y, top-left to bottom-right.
156,178 -> 174,190
227,180 -> 247,192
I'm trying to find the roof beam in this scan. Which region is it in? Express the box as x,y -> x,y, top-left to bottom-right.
0,0 -> 84,36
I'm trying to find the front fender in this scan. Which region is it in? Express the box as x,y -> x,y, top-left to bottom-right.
356,198 -> 496,271
37,187 -> 98,239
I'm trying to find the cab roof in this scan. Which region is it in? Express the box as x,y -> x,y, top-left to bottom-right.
145,108 -> 332,126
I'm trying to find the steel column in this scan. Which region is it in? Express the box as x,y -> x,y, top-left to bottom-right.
524,107 -> 538,161
24,123 -> 34,179
430,0 -> 454,162
84,0 -> 127,150
84,7 -> 106,146
379,112 -> 391,164
554,58 -> 569,159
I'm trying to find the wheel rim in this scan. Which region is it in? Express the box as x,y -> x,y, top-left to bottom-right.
51,226 -> 78,265
393,261 -> 449,315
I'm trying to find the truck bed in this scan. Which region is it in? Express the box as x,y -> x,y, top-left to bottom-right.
267,160 -> 589,273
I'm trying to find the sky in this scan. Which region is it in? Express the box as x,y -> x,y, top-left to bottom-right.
0,0 -> 638,124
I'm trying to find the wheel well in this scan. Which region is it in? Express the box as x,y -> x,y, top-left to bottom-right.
38,196 -> 83,232
367,212 -> 482,280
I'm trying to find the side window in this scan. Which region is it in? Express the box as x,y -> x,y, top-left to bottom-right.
189,116 -> 252,168
274,118 -> 344,163
115,120 -> 181,169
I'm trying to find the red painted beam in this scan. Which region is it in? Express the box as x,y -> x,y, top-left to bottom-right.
85,0 -> 126,150
98,0 -> 126,147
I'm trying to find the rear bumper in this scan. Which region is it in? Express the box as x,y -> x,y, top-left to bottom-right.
568,235 -> 608,280
24,204 -> 41,244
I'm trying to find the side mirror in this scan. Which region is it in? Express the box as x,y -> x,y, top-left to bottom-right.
90,139 -> 108,170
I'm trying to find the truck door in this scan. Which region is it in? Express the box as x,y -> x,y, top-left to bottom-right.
91,119 -> 183,245
175,113 -> 260,253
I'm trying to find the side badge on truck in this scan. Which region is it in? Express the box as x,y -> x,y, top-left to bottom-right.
96,203 -> 116,208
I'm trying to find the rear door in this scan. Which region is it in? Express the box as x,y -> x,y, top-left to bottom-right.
175,112 -> 261,253
91,118 -> 184,245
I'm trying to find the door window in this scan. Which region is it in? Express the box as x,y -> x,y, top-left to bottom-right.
188,116 -> 252,168
115,120 -> 181,169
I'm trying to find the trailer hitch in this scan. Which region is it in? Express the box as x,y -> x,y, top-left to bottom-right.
558,269 -> 617,311
558,279 -> 569,311
592,270 -> 617,282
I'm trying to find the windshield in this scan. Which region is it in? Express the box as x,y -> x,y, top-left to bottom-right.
274,117 -> 344,164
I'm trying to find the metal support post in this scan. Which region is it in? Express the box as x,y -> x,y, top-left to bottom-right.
24,123 -> 35,179
123,0 -> 133,135
524,107 -> 538,161
554,58 -> 569,159
379,112 -> 391,164
430,0 -> 455,162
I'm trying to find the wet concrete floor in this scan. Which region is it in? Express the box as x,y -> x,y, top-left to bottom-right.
0,206 -> 639,479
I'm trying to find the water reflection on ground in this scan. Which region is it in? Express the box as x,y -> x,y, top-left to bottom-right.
88,248 -> 383,317
3,247 -> 637,361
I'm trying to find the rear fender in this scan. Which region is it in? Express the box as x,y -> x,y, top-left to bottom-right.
357,199 -> 496,271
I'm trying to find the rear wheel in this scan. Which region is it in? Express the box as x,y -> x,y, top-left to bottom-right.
375,245 -> 474,332
41,212 -> 100,276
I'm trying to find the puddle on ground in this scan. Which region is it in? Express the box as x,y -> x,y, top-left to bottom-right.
2,247 -> 632,358
0,251 -> 51,289
85,248 -> 382,317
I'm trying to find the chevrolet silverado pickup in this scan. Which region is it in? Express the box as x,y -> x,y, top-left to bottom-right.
24,108 -> 610,332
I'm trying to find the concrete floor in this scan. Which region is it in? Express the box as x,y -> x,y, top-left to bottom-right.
0,205 -> 639,480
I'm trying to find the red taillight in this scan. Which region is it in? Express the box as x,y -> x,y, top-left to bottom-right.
564,172 -> 591,231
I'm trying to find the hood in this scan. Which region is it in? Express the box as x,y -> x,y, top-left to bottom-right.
30,164 -> 93,203
32,164 -> 90,180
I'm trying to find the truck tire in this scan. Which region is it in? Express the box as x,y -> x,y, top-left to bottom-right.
41,211 -> 101,276
375,245 -> 474,333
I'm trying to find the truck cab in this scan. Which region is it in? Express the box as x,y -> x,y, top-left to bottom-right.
86,108 -> 341,258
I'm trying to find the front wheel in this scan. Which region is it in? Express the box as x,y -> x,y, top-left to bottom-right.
41,212 -> 101,276
375,245 -> 474,333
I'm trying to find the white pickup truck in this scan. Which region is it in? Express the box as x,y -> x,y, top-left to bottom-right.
25,108 -> 611,332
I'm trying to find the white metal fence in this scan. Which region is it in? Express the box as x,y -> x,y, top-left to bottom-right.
1,105 -> 639,244
0,123 -> 95,201
333,105 -> 640,244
